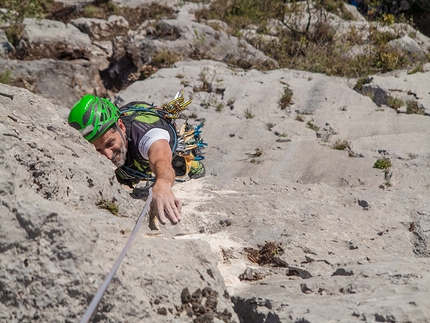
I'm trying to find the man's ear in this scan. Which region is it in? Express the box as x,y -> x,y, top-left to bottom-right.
117,119 -> 126,134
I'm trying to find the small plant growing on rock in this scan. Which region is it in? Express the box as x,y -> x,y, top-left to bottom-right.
83,5 -> 99,17
0,70 -> 12,84
279,86 -> 293,110
407,63 -> 424,75
387,96 -> 404,111
266,122 -> 275,131
244,108 -> 254,119
244,241 -> 285,266
406,100 -> 425,115
97,198 -> 119,216
353,76 -> 372,92
306,120 -> 319,132
373,157 -> 392,170
215,102 -> 224,112
332,139 -> 349,151
295,113 -> 305,122
151,50 -> 181,69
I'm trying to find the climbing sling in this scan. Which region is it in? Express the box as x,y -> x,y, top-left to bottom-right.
114,90 -> 207,187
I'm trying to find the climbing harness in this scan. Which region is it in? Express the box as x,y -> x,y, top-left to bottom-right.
79,189 -> 153,323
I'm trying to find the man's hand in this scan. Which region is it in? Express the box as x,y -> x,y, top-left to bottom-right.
148,140 -> 182,225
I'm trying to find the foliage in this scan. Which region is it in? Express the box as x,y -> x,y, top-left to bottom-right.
0,0 -> 53,22
215,102 -> 224,112
151,50 -> 181,69
306,120 -> 319,131
0,0 -> 54,45
406,99 -> 425,115
407,63 -> 424,75
353,76 -> 372,92
332,139 -> 349,150
194,0 -> 428,78
96,198 -> 119,216
387,96 -> 404,111
244,108 -> 254,119
266,122 -> 275,131
244,241 -> 285,266
295,113 -> 305,122
373,157 -> 392,170
279,86 -> 293,110
0,69 -> 12,84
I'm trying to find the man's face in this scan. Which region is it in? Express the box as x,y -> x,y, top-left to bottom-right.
93,124 -> 127,167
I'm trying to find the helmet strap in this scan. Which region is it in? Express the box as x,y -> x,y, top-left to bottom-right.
115,121 -> 128,149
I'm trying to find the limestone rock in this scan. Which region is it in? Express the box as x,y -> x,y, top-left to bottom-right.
71,15 -> 129,41
16,18 -> 92,60
0,84 -> 239,323
0,58 -> 106,108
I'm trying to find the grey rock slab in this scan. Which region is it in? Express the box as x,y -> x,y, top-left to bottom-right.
106,19 -> 278,88
16,18 -> 92,60
71,15 -> 129,41
388,35 -> 428,58
114,57 -> 430,320
0,58 -> 106,107
0,84 -> 239,322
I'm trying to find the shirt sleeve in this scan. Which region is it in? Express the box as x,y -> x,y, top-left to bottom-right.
138,128 -> 171,159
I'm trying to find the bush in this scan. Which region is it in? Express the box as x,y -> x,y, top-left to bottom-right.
387,96 -> 404,111
0,70 -> 12,84
373,157 -> 392,170
279,86 -> 293,110
332,139 -> 349,150
406,100 -> 425,115
194,0 -> 428,78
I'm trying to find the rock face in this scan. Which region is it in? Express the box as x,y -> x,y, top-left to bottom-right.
16,18 -> 93,60
1,1 -> 430,323
0,84 -> 238,323
116,60 -> 430,322
0,58 -> 106,108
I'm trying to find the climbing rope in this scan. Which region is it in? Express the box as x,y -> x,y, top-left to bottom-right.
80,188 -> 153,323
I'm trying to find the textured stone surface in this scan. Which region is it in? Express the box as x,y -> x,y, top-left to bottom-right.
1,1 -> 430,322
0,84 -> 238,323
16,18 -> 92,60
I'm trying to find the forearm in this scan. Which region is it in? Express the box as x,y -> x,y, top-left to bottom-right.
151,159 -> 175,187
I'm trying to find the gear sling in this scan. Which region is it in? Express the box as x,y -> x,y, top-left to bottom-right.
114,91 -> 207,187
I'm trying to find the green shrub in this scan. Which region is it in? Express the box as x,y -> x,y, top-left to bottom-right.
83,5 -> 98,18
97,198 -> 119,216
373,157 -> 392,170
306,121 -> 319,132
279,86 -> 293,110
387,96 -> 404,111
406,100 -> 425,115
151,50 -> 181,69
194,0 -> 428,78
0,70 -> 12,84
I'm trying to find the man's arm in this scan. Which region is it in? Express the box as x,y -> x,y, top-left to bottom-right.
147,139 -> 182,225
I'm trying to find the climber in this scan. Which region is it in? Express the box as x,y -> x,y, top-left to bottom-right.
67,93 -> 206,226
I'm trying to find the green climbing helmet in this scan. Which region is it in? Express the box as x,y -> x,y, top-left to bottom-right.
68,94 -> 120,143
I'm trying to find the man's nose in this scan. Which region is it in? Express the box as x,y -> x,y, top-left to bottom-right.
100,149 -> 113,160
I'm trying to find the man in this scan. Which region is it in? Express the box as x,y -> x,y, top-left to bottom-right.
68,94 -> 205,226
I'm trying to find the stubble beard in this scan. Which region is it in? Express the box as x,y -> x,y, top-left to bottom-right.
112,144 -> 127,167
